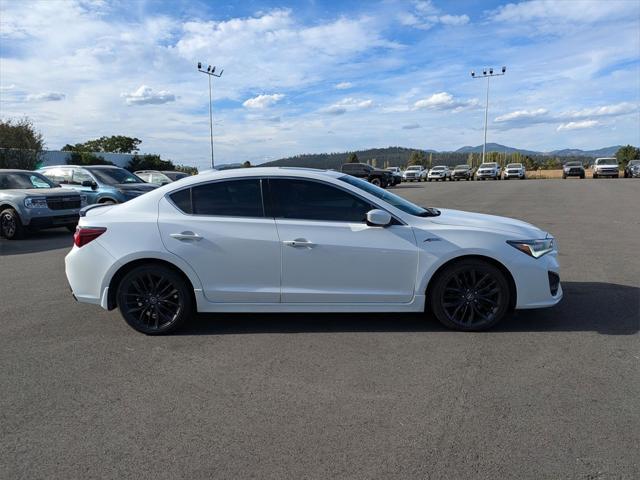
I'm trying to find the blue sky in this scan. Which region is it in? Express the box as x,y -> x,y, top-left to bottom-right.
1,0 -> 639,169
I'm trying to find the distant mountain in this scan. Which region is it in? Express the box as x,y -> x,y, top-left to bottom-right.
548,146 -> 621,157
455,143 -> 622,158
455,143 -> 540,156
261,144 -> 625,169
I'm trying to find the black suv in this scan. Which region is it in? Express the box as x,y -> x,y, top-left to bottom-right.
341,163 -> 392,188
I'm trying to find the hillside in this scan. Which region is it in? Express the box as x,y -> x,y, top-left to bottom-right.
261,144 -> 620,169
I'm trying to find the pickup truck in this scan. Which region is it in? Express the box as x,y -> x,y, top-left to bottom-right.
341,163 -> 392,188
402,165 -> 428,182
592,158 -> 619,178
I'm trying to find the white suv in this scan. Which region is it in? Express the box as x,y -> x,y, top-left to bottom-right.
402,165 -> 427,182
503,163 -> 526,180
427,166 -> 451,181
592,158 -> 619,178
476,162 -> 501,180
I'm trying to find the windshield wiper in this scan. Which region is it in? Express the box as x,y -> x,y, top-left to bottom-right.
418,207 -> 441,217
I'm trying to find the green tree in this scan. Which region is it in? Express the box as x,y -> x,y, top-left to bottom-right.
0,118 -> 45,169
408,150 -> 424,166
371,158 -> 377,168
347,152 -> 359,163
175,165 -> 198,175
615,145 -> 640,166
68,151 -> 113,166
63,135 -> 142,154
126,154 -> 174,172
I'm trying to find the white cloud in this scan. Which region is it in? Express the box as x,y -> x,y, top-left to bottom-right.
414,92 -> 479,111
121,85 -> 176,105
335,82 -> 353,90
557,120 -> 599,131
495,108 -> 549,123
568,102 -> 637,118
490,0 -> 636,23
399,1 -> 469,30
322,97 -> 374,115
26,92 -> 66,101
242,93 -> 285,109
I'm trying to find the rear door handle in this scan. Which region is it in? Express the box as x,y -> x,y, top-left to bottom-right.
170,231 -> 203,241
283,239 -> 315,248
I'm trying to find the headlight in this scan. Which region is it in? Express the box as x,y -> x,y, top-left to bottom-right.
24,197 -> 48,208
507,238 -> 554,258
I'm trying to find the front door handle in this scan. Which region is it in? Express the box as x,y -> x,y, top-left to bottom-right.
283,239 -> 315,248
170,231 -> 203,241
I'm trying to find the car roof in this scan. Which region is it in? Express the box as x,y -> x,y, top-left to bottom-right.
170,167 -> 341,186
0,169 -> 35,173
41,164 -> 123,169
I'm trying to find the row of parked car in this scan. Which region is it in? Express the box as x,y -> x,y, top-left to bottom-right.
0,165 -> 188,239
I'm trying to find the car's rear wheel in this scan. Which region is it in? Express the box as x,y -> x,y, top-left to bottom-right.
0,208 -> 24,240
429,259 -> 511,331
370,178 -> 382,187
116,265 -> 193,335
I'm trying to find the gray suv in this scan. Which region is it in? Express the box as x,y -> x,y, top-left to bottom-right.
0,169 -> 86,239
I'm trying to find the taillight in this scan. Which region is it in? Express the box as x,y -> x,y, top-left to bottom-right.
73,226 -> 106,247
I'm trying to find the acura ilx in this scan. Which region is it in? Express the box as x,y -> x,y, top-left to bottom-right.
66,167 -> 562,334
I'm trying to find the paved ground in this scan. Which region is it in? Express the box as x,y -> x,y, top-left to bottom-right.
1,179 -> 639,479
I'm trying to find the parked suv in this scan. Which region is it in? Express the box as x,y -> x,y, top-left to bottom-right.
39,165 -> 157,204
562,161 -> 585,179
341,163 -> 391,188
402,165 -> 428,182
136,170 -> 189,185
476,162 -> 501,180
0,169 -> 86,239
427,165 -> 451,181
623,160 -> 640,178
503,163 -> 526,180
451,164 -> 474,181
592,158 -> 619,178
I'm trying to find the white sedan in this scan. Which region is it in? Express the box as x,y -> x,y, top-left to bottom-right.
66,167 -> 562,334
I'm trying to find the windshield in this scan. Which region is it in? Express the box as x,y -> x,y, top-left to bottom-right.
596,159 -> 617,166
431,166 -> 445,170
507,164 -> 522,168
480,163 -> 497,168
406,166 -> 421,170
0,172 -> 57,189
565,161 -> 582,167
454,165 -> 469,169
89,168 -> 143,185
338,175 -> 437,217
628,160 -> 640,166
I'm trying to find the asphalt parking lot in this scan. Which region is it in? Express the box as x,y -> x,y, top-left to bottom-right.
1,179 -> 639,479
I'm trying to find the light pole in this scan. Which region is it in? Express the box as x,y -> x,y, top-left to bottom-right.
471,66 -> 506,164
197,62 -> 223,169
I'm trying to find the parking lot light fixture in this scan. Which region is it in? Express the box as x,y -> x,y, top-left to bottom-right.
197,61 -> 224,169
471,66 -> 506,164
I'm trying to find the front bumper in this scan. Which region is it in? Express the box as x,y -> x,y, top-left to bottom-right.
511,250 -> 563,309
22,207 -> 80,228
477,172 -> 498,178
594,169 -> 619,177
504,171 -> 524,178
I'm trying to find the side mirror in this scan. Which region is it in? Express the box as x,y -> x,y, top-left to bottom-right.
366,209 -> 392,227
81,180 -> 97,189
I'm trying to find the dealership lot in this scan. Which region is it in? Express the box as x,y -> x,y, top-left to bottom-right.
1,179 -> 638,479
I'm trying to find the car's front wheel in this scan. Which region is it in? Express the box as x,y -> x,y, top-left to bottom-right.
116,265 -> 193,335
429,259 -> 511,331
0,208 -> 24,240
370,178 -> 382,187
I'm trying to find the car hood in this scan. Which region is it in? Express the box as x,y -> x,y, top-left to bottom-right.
114,183 -> 157,192
2,187 -> 80,197
428,208 -> 545,237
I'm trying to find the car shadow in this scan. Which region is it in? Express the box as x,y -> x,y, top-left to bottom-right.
0,228 -> 72,256
180,282 -> 639,336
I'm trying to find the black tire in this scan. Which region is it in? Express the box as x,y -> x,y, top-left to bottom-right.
116,265 -> 193,335
562,174 -> 566,179
593,174 -> 597,179
370,178 -> 382,187
0,208 -> 25,240
580,174 -> 585,179
429,259 -> 511,331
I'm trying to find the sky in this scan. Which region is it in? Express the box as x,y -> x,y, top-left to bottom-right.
1,0 -> 639,169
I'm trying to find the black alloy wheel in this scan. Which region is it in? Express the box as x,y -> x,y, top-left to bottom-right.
117,265 -> 193,334
430,259 -> 510,331
0,208 -> 24,240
